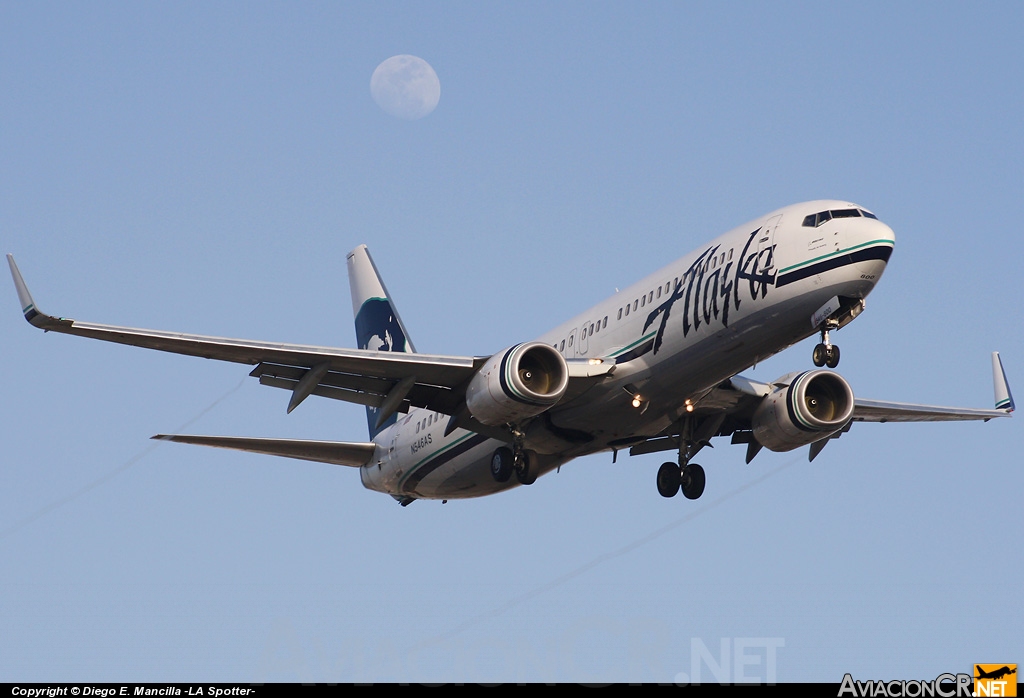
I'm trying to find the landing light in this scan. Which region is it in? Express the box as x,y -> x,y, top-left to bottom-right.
588,358 -> 603,365
632,395 -> 643,408
685,399 -> 694,413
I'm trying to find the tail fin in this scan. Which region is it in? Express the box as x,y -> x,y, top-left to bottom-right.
347,245 -> 416,439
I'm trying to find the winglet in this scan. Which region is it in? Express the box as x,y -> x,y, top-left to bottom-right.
7,254 -> 46,327
992,352 -> 1014,412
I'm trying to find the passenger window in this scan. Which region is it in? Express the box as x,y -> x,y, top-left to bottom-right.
633,300 -> 638,311
640,295 -> 645,308
617,309 -> 622,320
560,340 -> 565,351
603,316 -> 607,328
656,286 -> 661,299
648,291 -> 654,303
624,304 -> 629,316
728,249 -> 733,261
589,323 -> 594,334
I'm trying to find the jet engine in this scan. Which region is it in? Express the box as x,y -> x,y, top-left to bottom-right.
752,370 -> 855,451
466,342 -> 569,426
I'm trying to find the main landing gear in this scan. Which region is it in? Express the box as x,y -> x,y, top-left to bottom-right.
657,461 -> 705,499
812,319 -> 840,368
656,419 -> 706,500
490,435 -> 536,486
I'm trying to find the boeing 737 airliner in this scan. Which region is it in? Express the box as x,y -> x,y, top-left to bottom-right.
8,200 -> 1014,505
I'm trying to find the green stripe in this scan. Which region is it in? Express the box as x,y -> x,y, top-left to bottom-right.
23,304 -> 34,314
779,239 -> 895,275
358,296 -> 388,310
793,373 -> 817,430
398,431 -> 477,488
503,351 -> 532,402
608,331 -> 656,358
996,399 -> 1011,409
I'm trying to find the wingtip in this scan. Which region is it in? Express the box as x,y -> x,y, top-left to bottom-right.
992,352 -> 1015,413
7,254 -> 41,323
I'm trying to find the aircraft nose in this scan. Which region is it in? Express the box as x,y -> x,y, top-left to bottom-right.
851,218 -> 896,285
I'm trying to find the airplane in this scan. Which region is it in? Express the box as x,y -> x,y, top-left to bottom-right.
975,666 -> 1016,681
7,200 -> 1015,506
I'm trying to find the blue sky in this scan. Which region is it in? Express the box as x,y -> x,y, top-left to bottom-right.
1,1 -> 1021,683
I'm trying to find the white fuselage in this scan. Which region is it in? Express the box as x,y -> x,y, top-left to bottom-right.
359,200 -> 896,500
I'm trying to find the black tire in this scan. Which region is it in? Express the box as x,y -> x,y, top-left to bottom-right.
491,447 -> 514,483
515,451 -> 537,485
681,463 -> 706,500
812,343 -> 827,367
657,461 -> 681,498
826,345 -> 840,368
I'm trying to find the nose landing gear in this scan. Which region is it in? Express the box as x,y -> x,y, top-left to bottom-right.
813,319 -> 840,368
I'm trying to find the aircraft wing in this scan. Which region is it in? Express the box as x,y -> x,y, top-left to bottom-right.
850,399 -> 1009,422
719,353 -> 1014,423
8,255 -> 609,433
151,435 -> 377,467
852,350 -> 1013,422
632,355 -> 1013,462
8,254 -> 487,411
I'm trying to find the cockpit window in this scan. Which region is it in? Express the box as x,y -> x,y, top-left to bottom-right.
802,208 -> 875,227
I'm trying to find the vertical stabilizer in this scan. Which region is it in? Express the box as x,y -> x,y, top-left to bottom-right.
347,245 -> 416,438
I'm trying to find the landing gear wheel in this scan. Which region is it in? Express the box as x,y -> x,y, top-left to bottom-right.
515,451 -> 536,485
657,462 -> 681,498
813,343 -> 828,367
681,463 -> 706,500
825,344 -> 840,368
490,447 -> 514,483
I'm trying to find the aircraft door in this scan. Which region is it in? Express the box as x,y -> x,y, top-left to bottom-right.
578,320 -> 592,355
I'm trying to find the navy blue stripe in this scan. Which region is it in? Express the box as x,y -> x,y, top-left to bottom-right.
403,434 -> 491,491
25,309 -> 39,322
497,345 -> 543,406
776,245 -> 893,288
785,372 -> 816,433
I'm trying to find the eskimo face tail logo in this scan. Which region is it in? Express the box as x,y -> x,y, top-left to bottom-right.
355,298 -> 408,438
644,227 -> 777,354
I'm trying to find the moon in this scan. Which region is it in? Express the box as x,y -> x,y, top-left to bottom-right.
370,55 -> 441,120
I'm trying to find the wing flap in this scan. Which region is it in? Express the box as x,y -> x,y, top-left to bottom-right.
152,434 -> 377,467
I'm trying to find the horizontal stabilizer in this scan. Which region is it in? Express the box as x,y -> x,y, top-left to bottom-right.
151,434 -> 377,467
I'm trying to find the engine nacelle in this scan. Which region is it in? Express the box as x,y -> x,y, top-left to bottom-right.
466,342 -> 569,426
752,370 -> 855,452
